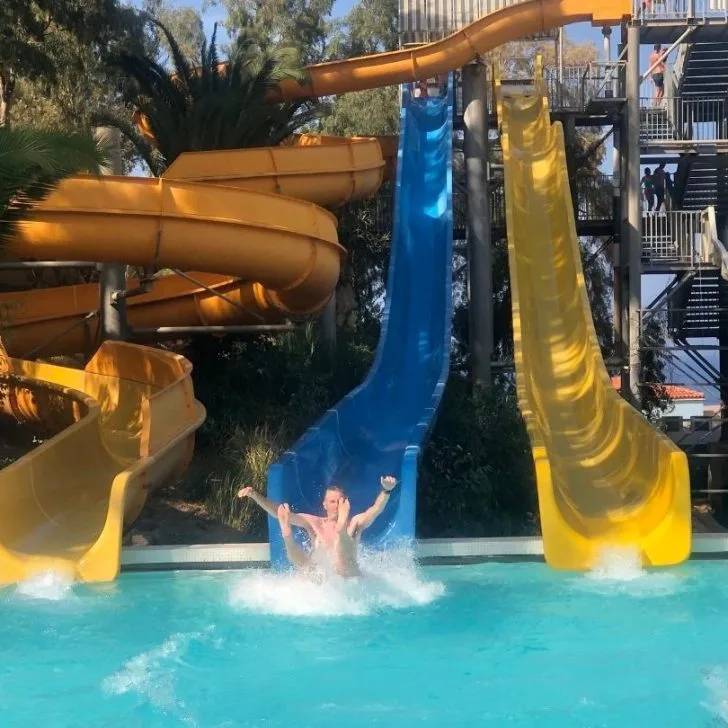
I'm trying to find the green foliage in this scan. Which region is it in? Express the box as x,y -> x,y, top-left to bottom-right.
336,185 -> 393,327
418,376 -> 538,537
100,16 -> 318,174
0,126 -> 107,245
204,0 -> 335,63
143,0 -> 206,63
321,87 -> 399,137
179,325 -> 377,534
640,312 -> 672,421
1,0 -> 143,129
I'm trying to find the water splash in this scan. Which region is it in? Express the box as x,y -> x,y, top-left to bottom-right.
15,570 -> 75,601
575,545 -> 681,598
229,546 -> 445,617
702,666 -> 728,725
102,628 -> 213,726
589,546 -> 645,582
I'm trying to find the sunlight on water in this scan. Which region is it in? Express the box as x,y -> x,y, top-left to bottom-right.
15,570 -> 75,601
102,628 -> 213,727
573,545 -> 681,598
228,546 -> 445,617
702,666 -> 728,725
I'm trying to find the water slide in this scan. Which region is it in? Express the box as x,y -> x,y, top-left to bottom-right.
0,0 -> 636,582
0,140 -> 384,358
267,79 -> 453,564
495,64 -> 691,570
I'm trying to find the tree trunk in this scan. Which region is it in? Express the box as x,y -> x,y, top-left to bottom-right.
0,69 -> 15,128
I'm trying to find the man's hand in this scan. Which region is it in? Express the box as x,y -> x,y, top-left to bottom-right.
380,475 -> 398,492
237,486 -> 255,499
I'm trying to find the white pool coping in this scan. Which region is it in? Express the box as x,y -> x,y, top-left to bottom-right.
120,533 -> 728,571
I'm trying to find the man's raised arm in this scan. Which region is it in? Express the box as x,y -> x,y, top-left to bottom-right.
237,487 -> 313,528
349,476 -> 399,536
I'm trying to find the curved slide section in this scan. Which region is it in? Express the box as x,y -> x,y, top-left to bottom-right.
266,79 -> 453,564
0,139 -> 385,358
496,67 -> 691,570
0,341 -> 204,584
270,0 -> 630,100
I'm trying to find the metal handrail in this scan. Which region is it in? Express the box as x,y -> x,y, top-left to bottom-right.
640,96 -> 728,143
700,206 -> 728,279
634,0 -> 728,21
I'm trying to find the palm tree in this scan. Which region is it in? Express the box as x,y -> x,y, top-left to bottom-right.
0,127 -> 107,246
97,16 -> 318,176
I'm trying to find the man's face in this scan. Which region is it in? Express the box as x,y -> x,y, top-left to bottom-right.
323,489 -> 342,518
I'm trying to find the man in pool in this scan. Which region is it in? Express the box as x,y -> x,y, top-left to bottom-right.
237,475 -> 399,578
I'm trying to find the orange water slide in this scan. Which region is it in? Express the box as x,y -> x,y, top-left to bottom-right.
0,138 -> 384,357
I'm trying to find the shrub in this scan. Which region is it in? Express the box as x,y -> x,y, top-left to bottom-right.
418,375 -> 539,538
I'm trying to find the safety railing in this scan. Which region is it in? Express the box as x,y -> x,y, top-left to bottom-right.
699,205 -> 728,279
641,209 -> 703,264
577,172 -> 616,221
544,65 -> 589,110
581,61 -> 626,105
640,96 -> 728,143
635,0 -> 728,21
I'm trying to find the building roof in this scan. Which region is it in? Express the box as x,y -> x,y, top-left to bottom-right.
609,376 -> 704,401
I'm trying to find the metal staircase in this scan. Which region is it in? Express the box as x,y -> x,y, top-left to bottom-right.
669,269 -> 725,339
677,42 -> 728,97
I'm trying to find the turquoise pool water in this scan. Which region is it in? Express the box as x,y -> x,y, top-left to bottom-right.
3,549 -> 728,727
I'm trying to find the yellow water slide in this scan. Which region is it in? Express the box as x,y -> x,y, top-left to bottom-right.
0,0 -> 634,584
495,64 -> 691,570
0,341 -> 205,583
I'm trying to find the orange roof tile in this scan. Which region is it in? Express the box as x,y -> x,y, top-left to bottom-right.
610,376 -> 704,400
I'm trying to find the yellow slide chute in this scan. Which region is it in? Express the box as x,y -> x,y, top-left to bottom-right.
495,63 -> 691,570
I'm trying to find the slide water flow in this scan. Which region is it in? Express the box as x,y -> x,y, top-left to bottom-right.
267,79 -> 454,564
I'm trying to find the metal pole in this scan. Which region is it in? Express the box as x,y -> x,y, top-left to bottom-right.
612,119 -> 622,357
640,27 -> 694,83
603,26 -> 612,62
0,261 -> 97,269
558,28 -> 564,83
132,325 -> 296,336
321,291 -> 337,356
627,25 -> 642,407
94,126 -> 128,342
463,61 -> 493,388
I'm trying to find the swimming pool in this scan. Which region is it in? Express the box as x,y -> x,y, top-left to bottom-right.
2,549 -> 728,727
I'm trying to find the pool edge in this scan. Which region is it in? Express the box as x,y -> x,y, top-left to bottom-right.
119,534 -> 728,572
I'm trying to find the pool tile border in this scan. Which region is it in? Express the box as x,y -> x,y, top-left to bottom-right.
120,534 -> 728,571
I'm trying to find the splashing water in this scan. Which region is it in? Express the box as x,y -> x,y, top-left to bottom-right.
702,666 -> 728,725
575,545 -> 681,598
15,570 -> 75,601
229,545 -> 445,617
589,546 -> 645,582
102,628 -> 213,726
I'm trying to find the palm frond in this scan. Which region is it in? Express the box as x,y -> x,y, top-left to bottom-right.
0,128 -> 107,246
90,110 -> 164,176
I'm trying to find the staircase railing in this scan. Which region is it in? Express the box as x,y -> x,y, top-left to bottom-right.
642,210 -> 703,264
700,205 -> 728,279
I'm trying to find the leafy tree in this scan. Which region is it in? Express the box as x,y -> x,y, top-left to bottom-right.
639,313 -> 672,420
98,17 -> 318,175
143,0 -> 206,63
203,0 -> 335,63
1,0 -> 142,128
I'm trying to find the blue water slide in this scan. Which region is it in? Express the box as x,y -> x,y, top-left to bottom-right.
266,77 -> 454,566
